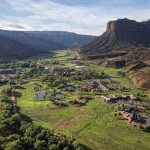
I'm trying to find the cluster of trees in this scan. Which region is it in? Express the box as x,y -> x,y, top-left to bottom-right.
117,71 -> 125,77
0,61 -> 37,70
41,69 -> 110,87
0,60 -> 47,85
41,74 -> 68,88
0,85 -> 11,96
71,70 -> 109,80
0,94 -> 87,150
25,66 -> 47,78
100,79 -> 129,92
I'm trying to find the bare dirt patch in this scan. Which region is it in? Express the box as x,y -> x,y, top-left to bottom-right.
53,107 -> 90,128
127,70 -> 150,89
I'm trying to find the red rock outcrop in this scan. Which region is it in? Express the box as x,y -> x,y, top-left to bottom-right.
81,18 -> 150,56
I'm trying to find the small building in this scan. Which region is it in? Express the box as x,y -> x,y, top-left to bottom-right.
0,69 -> 18,75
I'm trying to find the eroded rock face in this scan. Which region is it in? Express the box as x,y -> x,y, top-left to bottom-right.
107,19 -> 150,32
127,70 -> 150,89
125,51 -> 150,61
82,18 -> 150,56
81,18 -> 150,90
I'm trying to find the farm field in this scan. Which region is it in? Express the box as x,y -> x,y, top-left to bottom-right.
12,50 -> 150,150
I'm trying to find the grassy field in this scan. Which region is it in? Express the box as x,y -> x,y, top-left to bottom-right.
15,50 -> 150,150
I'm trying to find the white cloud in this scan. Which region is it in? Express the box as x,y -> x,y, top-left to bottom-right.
0,0 -> 150,35
2,0 -> 107,34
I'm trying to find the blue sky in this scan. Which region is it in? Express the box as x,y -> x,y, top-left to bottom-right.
0,0 -> 150,35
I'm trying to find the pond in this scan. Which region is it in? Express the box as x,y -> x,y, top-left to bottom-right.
75,66 -> 85,69
36,92 -> 64,100
54,93 -> 64,99
36,91 -> 51,100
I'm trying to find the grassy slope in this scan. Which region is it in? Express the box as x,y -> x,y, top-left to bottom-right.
15,50 -> 150,150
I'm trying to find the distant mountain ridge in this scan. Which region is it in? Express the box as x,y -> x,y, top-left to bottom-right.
81,18 -> 150,56
0,30 -> 96,60
25,31 -> 97,46
0,30 -> 67,51
0,35 -> 40,60
0,30 -> 67,60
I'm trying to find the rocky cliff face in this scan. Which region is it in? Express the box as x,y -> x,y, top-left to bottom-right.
107,19 -> 150,31
82,19 -> 150,56
81,18 -> 150,90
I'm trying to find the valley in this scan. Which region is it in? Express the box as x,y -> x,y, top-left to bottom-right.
0,0 -> 150,149
1,50 -> 150,149
81,19 -> 150,91
0,30 -> 96,60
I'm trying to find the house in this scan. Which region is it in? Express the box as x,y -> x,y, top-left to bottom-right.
0,69 -> 18,74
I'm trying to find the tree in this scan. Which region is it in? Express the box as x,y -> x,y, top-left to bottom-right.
6,140 -> 23,150
48,144 -> 59,150
34,140 -> 47,150
1,86 -> 11,96
42,94 -> 46,100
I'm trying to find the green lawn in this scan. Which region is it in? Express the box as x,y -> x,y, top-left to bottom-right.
16,82 -> 150,150
14,50 -> 150,150
38,50 -> 77,62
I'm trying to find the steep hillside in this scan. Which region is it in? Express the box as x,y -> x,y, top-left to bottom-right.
126,65 -> 150,89
0,30 -> 68,60
0,30 -> 67,51
81,19 -> 150,56
0,30 -> 96,60
81,18 -> 150,90
0,35 -> 41,60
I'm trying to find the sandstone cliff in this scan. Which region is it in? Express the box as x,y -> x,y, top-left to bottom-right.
81,18 -> 150,56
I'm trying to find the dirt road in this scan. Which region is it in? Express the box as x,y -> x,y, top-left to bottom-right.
11,88 -> 17,114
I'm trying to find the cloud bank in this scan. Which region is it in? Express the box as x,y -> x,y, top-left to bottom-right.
0,0 -> 149,35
